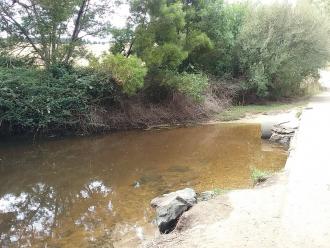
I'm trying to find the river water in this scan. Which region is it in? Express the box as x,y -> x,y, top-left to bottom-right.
0,124 -> 287,247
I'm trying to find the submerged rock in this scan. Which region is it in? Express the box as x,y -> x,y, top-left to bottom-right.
150,188 -> 197,234
131,181 -> 141,188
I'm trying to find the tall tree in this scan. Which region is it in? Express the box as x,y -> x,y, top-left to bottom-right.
0,0 -> 116,68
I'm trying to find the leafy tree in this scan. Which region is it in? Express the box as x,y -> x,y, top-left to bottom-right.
238,2 -> 330,98
131,0 -> 187,70
196,1 -> 248,75
111,0 -> 247,91
110,0 -> 214,99
0,0 -> 117,68
110,25 -> 135,57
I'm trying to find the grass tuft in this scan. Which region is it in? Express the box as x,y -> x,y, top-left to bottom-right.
251,167 -> 272,185
296,110 -> 302,119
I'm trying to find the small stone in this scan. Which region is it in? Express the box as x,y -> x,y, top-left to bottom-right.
132,181 -> 141,188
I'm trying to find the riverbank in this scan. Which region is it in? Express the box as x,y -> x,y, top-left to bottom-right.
142,88 -> 330,248
145,99 -> 306,144
0,93 -> 308,141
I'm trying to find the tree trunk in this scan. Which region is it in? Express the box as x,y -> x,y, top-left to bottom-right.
63,0 -> 88,65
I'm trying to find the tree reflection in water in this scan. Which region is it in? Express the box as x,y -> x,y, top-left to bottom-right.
0,180 -> 113,246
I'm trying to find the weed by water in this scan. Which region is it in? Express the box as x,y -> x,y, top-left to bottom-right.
251,167 -> 272,185
296,110 -> 302,119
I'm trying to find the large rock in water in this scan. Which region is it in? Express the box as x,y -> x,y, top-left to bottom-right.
150,188 -> 197,234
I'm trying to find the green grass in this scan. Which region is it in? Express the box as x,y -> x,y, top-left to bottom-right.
218,100 -> 308,121
250,167 -> 272,185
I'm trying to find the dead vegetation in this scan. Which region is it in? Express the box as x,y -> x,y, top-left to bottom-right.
85,81 -> 237,134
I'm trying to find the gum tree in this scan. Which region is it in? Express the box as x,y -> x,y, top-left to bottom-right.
0,0 -> 117,68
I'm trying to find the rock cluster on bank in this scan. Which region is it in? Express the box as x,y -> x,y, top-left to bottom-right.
259,114 -> 300,147
269,120 -> 299,147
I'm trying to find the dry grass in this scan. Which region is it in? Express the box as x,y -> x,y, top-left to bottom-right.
82,80 -> 238,133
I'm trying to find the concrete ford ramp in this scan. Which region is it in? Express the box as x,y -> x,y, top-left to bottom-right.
144,74 -> 330,248
279,89 -> 330,247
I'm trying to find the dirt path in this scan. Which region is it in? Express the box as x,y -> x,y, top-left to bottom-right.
143,77 -> 330,248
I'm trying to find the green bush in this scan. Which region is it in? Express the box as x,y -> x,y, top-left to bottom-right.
0,68 -> 81,131
143,43 -> 188,71
238,2 -> 330,98
163,71 -> 209,101
92,54 -> 147,95
0,67 -> 116,133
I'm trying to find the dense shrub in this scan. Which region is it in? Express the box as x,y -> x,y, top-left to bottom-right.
238,2 -> 330,98
0,55 -> 34,68
144,43 -> 188,71
91,54 -> 147,95
0,68 -> 81,131
163,72 -> 209,101
0,67 -> 116,133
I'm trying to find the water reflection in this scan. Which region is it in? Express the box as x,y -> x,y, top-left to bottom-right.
0,124 -> 287,247
0,180 -> 114,247
0,183 -> 56,246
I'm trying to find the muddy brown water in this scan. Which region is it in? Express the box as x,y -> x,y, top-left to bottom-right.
0,124 -> 287,247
